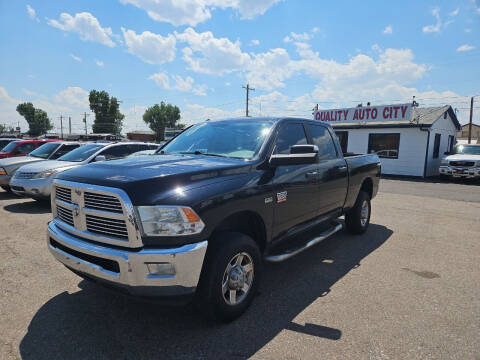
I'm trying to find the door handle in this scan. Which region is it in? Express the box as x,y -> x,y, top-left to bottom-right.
306,171 -> 318,179
337,166 -> 347,170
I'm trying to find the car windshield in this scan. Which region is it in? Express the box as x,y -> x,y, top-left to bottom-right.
57,144 -> 103,162
1,141 -> 20,153
454,145 -> 480,155
161,120 -> 273,159
29,142 -> 60,159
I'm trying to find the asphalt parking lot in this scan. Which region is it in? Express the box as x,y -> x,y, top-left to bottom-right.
1,178 -> 479,360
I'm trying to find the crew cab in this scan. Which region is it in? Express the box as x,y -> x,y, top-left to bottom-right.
0,139 -> 59,159
9,141 -> 158,200
46,117 -> 381,321
440,144 -> 480,179
0,141 -> 81,192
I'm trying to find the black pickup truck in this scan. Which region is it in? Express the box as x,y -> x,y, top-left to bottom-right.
47,117 -> 381,321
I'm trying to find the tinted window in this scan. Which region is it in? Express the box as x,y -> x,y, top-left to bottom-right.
433,134 -> 441,158
274,123 -> 308,155
454,145 -> 480,155
335,131 -> 349,154
1,141 -> 20,153
50,144 -> 80,159
0,139 -> 15,150
15,142 -> 35,154
368,134 -> 400,159
100,145 -> 132,160
29,142 -> 60,159
308,125 -> 338,160
58,144 -> 104,162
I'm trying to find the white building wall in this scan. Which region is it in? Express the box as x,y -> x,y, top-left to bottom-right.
341,127 -> 428,177
425,112 -> 458,176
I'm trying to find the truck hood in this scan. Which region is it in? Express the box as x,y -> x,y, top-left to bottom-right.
57,154 -> 253,204
0,156 -> 44,171
444,154 -> 480,162
16,159 -> 80,173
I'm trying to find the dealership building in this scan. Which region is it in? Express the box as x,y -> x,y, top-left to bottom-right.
314,103 -> 461,177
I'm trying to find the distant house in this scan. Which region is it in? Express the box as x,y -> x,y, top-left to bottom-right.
457,123 -> 480,143
126,130 -> 156,142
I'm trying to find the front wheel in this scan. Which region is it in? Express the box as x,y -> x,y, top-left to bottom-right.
345,191 -> 371,234
196,232 -> 261,322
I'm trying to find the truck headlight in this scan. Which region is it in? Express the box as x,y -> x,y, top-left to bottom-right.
136,206 -> 205,236
440,159 -> 449,166
33,169 -> 59,179
0,167 -> 6,175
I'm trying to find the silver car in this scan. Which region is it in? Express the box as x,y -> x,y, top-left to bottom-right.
9,142 -> 158,199
0,142 -> 81,192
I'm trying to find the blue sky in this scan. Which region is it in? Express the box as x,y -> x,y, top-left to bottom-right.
0,0 -> 479,134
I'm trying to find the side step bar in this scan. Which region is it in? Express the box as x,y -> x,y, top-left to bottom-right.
264,222 -> 343,262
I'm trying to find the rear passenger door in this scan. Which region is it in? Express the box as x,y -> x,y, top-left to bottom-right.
271,122 -> 320,238
13,142 -> 35,156
98,144 -> 132,160
306,124 -> 348,215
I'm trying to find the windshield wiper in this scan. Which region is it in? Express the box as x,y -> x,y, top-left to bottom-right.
180,151 -> 228,158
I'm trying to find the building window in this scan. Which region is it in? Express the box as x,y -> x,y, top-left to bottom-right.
433,133 -> 441,158
368,133 -> 400,159
335,131 -> 349,154
447,135 -> 454,154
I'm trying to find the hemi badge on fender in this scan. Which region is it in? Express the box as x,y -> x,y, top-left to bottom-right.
265,197 -> 273,204
276,191 -> 287,203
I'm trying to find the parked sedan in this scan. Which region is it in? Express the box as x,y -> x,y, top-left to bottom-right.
0,139 -> 59,159
0,142 -> 81,192
9,142 -> 158,199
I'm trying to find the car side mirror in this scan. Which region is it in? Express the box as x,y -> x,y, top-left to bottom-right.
94,155 -> 106,162
269,144 -> 318,166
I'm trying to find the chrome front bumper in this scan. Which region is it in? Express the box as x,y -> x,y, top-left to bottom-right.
439,166 -> 480,178
9,176 -> 53,198
47,221 -> 208,297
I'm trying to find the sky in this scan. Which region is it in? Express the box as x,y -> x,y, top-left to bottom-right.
0,0 -> 479,134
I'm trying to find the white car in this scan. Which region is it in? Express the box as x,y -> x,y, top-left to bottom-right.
439,144 -> 480,179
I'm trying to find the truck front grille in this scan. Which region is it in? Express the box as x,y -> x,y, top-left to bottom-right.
55,186 -> 72,203
56,205 -> 74,226
84,192 -> 123,213
450,161 -> 475,167
86,214 -> 128,239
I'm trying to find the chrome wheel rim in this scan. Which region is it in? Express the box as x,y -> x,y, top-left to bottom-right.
222,252 -> 254,306
360,200 -> 369,227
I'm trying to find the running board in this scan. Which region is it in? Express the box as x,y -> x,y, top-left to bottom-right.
264,222 -> 343,262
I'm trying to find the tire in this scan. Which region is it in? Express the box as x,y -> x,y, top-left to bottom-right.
345,191 -> 371,235
1,185 -> 11,193
196,232 -> 261,322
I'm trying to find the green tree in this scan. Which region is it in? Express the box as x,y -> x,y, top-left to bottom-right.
0,124 -> 4,134
89,90 -> 124,134
16,102 -> 53,136
143,102 -> 181,141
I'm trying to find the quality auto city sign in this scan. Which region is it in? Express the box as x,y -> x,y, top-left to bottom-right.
314,103 -> 412,123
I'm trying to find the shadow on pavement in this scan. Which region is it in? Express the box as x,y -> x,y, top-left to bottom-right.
20,223 -> 392,359
0,190 -> 17,200
382,174 -> 480,186
3,200 -> 51,214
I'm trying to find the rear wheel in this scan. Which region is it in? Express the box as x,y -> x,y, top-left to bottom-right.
345,191 -> 371,234
1,185 -> 11,193
196,232 -> 261,322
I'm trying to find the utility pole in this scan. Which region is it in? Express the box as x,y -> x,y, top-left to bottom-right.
242,83 -> 254,117
83,112 -> 90,139
468,97 -> 474,144
59,115 -> 64,139
68,116 -> 72,135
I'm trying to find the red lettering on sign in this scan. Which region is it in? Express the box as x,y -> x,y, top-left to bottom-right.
353,109 -> 359,120
401,105 -> 408,118
343,110 -> 349,120
383,107 -> 389,119
358,109 -> 365,120
365,108 -> 371,119
315,112 -> 321,120
326,112 -> 330,121
393,106 -> 400,118
371,108 -> 378,119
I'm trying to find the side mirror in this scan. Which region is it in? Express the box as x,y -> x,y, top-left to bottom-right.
94,155 -> 106,162
270,144 -> 318,166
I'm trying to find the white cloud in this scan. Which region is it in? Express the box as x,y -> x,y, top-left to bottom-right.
53,87 -> 89,108
175,27 -> 250,74
47,12 -> 116,47
246,48 -> 293,90
383,25 -> 393,34
96,60 -> 104,67
449,8 -> 459,16
23,89 -> 37,96
250,39 -> 260,46
457,44 -> 475,52
180,103 -> 244,124
465,28 -> 472,33
26,5 -> 39,22
148,72 -> 208,96
119,0 -> 282,26
70,53 -> 82,62
423,8 -> 442,33
121,28 -> 176,65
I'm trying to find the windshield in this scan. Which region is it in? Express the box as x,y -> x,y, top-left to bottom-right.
1,141 -> 20,153
454,145 -> 480,155
29,142 -> 60,159
57,144 -> 103,162
161,120 -> 273,159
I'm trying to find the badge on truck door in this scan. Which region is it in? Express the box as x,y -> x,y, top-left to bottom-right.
276,191 -> 287,203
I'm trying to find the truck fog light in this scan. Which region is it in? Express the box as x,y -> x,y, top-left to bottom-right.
147,262 -> 175,276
